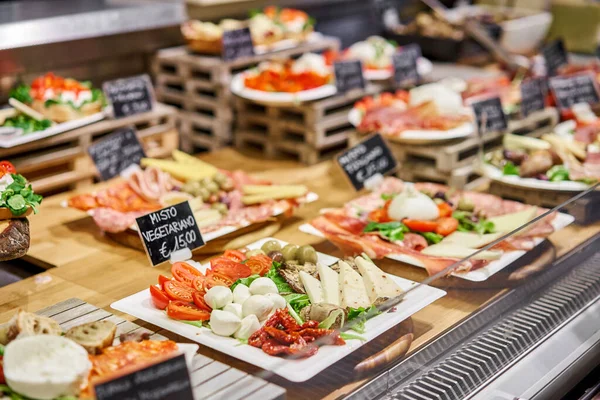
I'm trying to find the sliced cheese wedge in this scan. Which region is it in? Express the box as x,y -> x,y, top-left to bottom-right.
299,271 -> 324,304
421,243 -> 502,260
442,231 -> 504,248
355,256 -> 403,303
242,184 -> 308,195
488,207 -> 537,233
140,159 -> 215,181
172,149 -> 219,172
338,261 -> 371,309
317,263 -> 340,306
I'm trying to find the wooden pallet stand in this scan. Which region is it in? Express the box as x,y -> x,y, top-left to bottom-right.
153,36 -> 341,153
487,181 -> 588,209
0,103 -> 179,195
234,86 -> 383,165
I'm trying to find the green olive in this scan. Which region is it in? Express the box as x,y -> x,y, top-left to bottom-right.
211,202 -> 228,215
214,172 -> 228,185
198,188 -> 211,202
261,240 -> 282,254
296,245 -> 317,265
205,181 -> 220,194
201,177 -> 214,186
246,249 -> 266,258
457,197 -> 475,212
219,179 -> 234,191
281,244 -> 299,262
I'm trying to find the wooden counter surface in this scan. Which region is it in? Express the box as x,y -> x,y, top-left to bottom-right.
0,148 -> 597,399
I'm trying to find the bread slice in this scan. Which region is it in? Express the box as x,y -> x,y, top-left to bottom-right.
4,309 -> 62,344
65,320 -> 117,355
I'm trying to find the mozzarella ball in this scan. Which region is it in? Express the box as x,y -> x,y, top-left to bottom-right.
210,310 -> 241,337
233,284 -> 251,305
249,278 -> 278,295
234,315 -> 261,340
264,293 -> 286,310
223,303 -> 243,319
242,295 -> 274,321
204,286 -> 233,309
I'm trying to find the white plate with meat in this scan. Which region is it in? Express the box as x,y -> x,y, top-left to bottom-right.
299,178 -> 574,282
363,57 -> 433,81
112,237 -> 446,382
481,163 -> 592,192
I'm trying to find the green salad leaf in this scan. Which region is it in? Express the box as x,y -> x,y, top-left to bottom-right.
265,261 -> 293,293
0,174 -> 42,216
230,274 -> 260,290
502,161 -> 520,176
283,293 -> 310,314
9,85 -> 32,104
453,211 -> 495,235
347,305 -> 380,334
419,231 -> 444,245
3,114 -> 51,134
547,165 -> 570,182
340,332 -> 366,341
364,221 -> 409,242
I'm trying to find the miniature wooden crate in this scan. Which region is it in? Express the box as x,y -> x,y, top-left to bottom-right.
234,85 -> 384,164
0,103 -> 179,195
397,161 -> 488,190
37,298 -> 285,400
152,36 -> 341,153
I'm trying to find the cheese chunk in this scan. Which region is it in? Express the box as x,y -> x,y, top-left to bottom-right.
140,158 -> 215,181
299,271 -> 324,304
421,244 -> 502,260
339,261 -> 371,309
442,231 -> 504,249
355,257 -> 403,303
317,263 -> 340,306
487,208 -> 537,233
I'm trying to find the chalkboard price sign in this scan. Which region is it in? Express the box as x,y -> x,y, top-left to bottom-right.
136,201 -> 205,266
337,134 -> 397,191
334,60 -> 366,93
542,39 -> 568,76
88,127 -> 146,181
95,354 -> 194,400
520,78 -> 546,117
471,96 -> 508,134
548,73 -> 600,110
103,74 -> 154,119
222,28 -> 255,61
392,46 -> 420,87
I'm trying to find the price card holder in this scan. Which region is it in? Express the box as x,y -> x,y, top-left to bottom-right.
336,133 -> 397,191
136,201 -> 205,266
88,127 -> 146,181
520,77 -> 547,117
334,60 -> 366,93
471,96 -> 508,134
542,39 -> 568,76
94,354 -> 194,400
103,74 -> 155,119
222,27 -> 255,61
392,45 -> 420,88
548,73 -> 600,111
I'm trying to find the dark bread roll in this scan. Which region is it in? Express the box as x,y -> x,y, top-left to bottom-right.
0,218 -> 30,261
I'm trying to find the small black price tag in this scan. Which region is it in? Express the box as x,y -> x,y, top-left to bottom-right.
103,74 -> 154,119
392,45 -> 420,87
94,354 -> 194,400
542,39 -> 568,76
222,28 -> 255,61
136,201 -> 205,266
548,73 -> 600,110
471,96 -> 508,134
88,127 -> 146,181
337,133 -> 397,191
334,60 -> 366,93
520,78 -> 547,117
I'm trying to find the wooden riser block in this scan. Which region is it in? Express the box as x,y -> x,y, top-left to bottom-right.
487,181 -> 580,208
397,162 -> 488,190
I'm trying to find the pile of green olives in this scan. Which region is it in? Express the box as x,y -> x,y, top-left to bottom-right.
181,172 -> 233,201
259,240 -> 318,265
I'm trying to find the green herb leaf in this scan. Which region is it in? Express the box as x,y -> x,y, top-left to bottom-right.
502,161 -> 520,176
286,302 -> 304,324
419,231 -> 444,245
452,211 -> 495,234
181,320 -> 206,328
364,221 -> 409,242
9,85 -> 32,104
547,165 -> 570,182
265,263 -> 293,293
283,293 -> 310,314
230,274 -> 260,290
380,193 -> 394,200
340,332 -> 367,341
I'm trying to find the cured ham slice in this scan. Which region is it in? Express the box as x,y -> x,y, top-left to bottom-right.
321,211 -> 367,235
89,208 -> 148,233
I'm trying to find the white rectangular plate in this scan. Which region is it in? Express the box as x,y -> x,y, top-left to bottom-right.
112,237 -> 446,382
299,212 -> 574,282
0,111 -> 105,148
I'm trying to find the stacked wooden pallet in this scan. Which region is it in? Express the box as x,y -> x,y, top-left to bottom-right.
234,86 -> 384,165
1,103 -> 178,195
152,37 -> 341,153
350,107 -> 559,189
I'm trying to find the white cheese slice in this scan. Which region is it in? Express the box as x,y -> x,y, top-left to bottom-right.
338,261 -> 371,309
317,263 -> 340,306
487,208 -> 537,233
299,271 -> 324,304
442,231 -> 504,249
421,243 -> 502,260
355,257 -> 403,303
4,335 -> 91,400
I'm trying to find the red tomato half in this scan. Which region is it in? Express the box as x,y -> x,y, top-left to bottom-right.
0,161 -> 16,178
158,275 -> 170,288
245,254 -> 272,276
171,262 -> 201,287
222,249 -> 246,263
211,257 -> 252,280
192,291 -> 212,312
164,280 -> 195,303
204,272 -> 234,290
149,285 -> 170,310
192,274 -> 207,292
166,301 -> 210,321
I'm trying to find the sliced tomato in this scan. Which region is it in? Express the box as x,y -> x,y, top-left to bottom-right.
166,301 -> 210,321
403,219 -> 438,233
245,254 -> 273,276
368,208 -> 391,223
211,257 -> 252,280
204,271 -> 234,289
437,202 -> 453,218
149,285 -> 170,310
222,249 -> 246,263
436,217 -> 459,236
158,274 -> 171,288
0,161 -> 16,178
192,274 -> 207,292
163,280 -> 195,302
192,291 -> 212,312
171,262 -> 201,287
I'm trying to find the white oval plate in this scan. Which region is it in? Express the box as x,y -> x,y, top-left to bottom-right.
231,72 -> 336,105
481,163 -> 591,192
348,108 -> 474,144
363,57 -> 433,81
